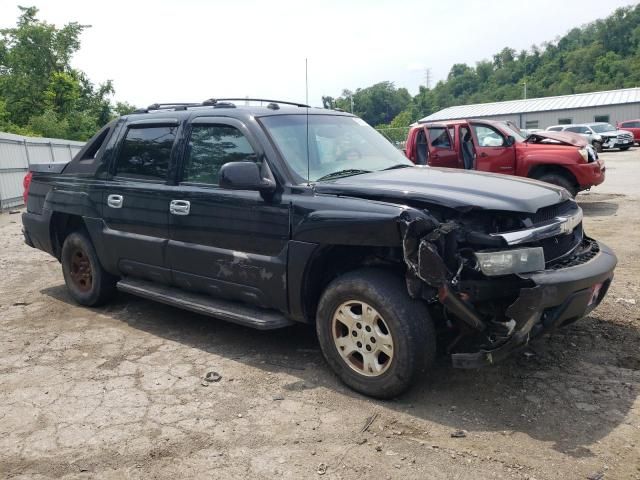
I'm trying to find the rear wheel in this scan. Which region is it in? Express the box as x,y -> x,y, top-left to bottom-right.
536,173 -> 578,198
61,231 -> 117,306
316,268 -> 435,399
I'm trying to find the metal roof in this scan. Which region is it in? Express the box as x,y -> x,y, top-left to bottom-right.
419,87 -> 640,122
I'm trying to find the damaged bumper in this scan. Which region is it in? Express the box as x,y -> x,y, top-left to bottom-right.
451,240 -> 616,368
399,209 -> 616,370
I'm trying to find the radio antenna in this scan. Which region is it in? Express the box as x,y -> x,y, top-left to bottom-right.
305,58 -> 310,186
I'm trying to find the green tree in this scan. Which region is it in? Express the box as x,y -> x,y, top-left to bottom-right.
114,101 -> 137,116
331,82 -> 411,126
324,4 -> 640,125
0,6 -> 126,140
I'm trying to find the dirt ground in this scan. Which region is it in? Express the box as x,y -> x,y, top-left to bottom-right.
1,149 -> 639,480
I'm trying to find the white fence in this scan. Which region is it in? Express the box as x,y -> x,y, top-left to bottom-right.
0,132 -> 85,210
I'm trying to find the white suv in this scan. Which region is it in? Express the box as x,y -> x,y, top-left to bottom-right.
547,123 -> 633,152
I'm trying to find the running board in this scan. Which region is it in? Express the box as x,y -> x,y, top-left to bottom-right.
117,277 -> 295,330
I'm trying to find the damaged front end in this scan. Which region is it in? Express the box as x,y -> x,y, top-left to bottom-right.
399,201 -> 617,368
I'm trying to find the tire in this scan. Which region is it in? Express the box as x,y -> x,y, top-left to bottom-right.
536,173 -> 578,198
316,268 -> 436,399
592,141 -> 603,153
620,146 -> 631,151
61,230 -> 117,307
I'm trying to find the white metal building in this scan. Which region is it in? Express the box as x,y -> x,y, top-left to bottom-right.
0,131 -> 84,210
419,87 -> 640,129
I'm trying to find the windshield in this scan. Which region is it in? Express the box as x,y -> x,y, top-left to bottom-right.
260,114 -> 413,182
591,123 -> 616,133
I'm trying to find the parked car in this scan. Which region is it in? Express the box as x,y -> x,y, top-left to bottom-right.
617,119 -> 640,145
520,128 -> 543,136
405,118 -> 604,197
546,124 -> 604,152
549,123 -> 633,151
22,99 -> 616,398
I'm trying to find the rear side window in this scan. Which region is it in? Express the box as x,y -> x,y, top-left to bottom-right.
115,126 -> 177,180
79,127 -> 110,163
547,126 -> 563,132
622,121 -> 640,128
427,127 -> 452,148
182,125 -> 257,185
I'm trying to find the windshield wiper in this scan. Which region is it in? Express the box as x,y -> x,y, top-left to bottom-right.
315,169 -> 372,181
381,164 -> 412,171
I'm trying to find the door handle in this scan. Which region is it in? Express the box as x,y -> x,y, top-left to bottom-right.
107,194 -> 123,209
170,200 -> 191,216
480,152 -> 488,158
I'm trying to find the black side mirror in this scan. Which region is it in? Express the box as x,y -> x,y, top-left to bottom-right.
505,135 -> 515,146
219,161 -> 276,193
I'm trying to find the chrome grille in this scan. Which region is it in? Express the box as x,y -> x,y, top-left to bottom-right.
541,222 -> 583,263
618,133 -> 633,142
533,200 -> 578,224
548,238 -> 599,269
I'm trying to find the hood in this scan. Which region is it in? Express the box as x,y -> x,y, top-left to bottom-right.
525,130 -> 588,147
314,166 -> 569,214
601,129 -> 632,138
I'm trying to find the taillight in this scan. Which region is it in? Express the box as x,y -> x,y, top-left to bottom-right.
22,171 -> 33,205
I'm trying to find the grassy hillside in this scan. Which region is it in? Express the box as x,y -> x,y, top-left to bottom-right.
327,4 -> 640,133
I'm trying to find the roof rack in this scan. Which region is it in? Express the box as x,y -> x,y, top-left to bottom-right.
204,98 -> 310,108
131,98 -> 310,115
133,102 -> 202,114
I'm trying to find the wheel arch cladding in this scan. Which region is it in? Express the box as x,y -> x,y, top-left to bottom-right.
49,212 -> 87,259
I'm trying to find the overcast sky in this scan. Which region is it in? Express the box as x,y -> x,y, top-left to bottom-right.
0,0 -> 635,108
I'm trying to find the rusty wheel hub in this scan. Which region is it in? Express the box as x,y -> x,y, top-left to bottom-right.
69,248 -> 92,292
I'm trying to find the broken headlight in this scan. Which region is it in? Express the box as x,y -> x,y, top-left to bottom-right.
578,147 -> 589,162
474,247 -> 545,276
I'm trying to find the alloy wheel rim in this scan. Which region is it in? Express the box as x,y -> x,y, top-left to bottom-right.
331,300 -> 394,377
69,248 -> 92,292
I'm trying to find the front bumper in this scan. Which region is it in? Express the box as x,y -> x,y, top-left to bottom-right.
573,158 -> 605,189
451,240 -> 616,368
603,137 -> 633,148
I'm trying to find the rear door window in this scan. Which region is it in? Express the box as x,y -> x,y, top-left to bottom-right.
427,127 -> 452,148
115,126 -> 177,180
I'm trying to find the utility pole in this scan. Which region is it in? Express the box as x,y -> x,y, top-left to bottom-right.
424,68 -> 432,89
350,94 -> 354,114
523,81 -> 527,100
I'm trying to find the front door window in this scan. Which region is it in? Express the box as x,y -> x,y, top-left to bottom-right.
183,125 -> 258,185
472,125 -> 505,147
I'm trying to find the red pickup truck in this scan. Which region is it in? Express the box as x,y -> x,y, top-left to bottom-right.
405,119 -> 605,197
617,119 -> 640,144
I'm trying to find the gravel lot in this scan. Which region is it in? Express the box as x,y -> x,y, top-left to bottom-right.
1,149 -> 639,479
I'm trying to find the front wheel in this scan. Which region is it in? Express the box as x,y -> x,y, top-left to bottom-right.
316,268 -> 435,399
536,173 -> 578,198
620,146 -> 631,151
592,141 -> 603,153
61,231 -> 117,307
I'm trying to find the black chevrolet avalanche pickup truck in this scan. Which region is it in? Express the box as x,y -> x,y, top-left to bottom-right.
22,99 -> 617,398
